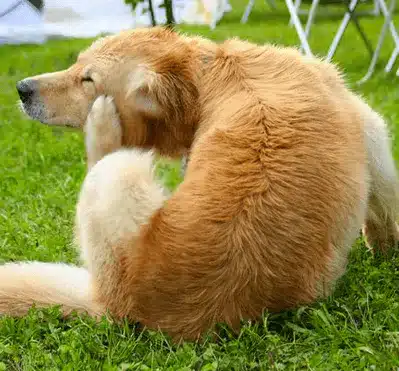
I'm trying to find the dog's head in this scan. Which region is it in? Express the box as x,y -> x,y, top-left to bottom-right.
17,27 -> 216,155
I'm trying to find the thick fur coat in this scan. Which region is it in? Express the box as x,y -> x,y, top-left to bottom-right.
2,27 -> 398,341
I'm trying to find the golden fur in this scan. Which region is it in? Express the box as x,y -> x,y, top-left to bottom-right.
2,27 -> 398,341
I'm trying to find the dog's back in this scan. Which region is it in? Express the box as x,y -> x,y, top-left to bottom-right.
113,40 -> 369,339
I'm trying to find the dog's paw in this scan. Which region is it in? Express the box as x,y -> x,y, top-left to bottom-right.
85,96 -> 122,167
86,96 -> 121,138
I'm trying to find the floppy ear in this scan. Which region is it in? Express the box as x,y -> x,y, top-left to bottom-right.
126,62 -> 199,121
126,64 -> 164,118
123,60 -> 199,157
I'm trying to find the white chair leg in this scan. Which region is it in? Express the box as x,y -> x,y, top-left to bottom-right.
210,0 -> 224,29
289,0 -> 302,26
304,0 -> 320,37
326,0 -> 359,62
385,47 -> 399,73
298,0 -> 320,53
376,0 -> 399,73
285,0 -> 313,56
372,0 -> 381,15
241,0 -> 255,23
378,0 -> 399,41
357,0 -> 398,83
358,8 -> 392,83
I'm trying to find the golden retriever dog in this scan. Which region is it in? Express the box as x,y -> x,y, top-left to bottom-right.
1,27 -> 398,341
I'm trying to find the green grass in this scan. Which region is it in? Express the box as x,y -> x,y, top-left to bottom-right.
1,0 -> 399,369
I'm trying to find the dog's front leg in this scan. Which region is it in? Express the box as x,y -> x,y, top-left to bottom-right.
84,96 -> 122,170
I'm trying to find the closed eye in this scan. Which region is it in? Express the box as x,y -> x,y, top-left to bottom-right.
81,76 -> 94,83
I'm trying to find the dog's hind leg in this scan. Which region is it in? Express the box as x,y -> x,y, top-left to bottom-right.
362,105 -> 399,252
75,96 -> 166,314
0,96 -> 163,319
84,96 -> 123,170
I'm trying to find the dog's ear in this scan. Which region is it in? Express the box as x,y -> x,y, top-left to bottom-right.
125,61 -> 200,136
126,64 -> 165,118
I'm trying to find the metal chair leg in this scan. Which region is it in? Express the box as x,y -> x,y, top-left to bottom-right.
285,0 -> 313,56
326,0 -> 359,62
358,0 -> 398,83
241,0 -> 255,23
289,0 -> 302,26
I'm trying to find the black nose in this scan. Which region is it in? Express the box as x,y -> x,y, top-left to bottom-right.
16,79 -> 37,103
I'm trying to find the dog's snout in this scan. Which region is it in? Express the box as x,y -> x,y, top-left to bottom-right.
16,79 -> 37,103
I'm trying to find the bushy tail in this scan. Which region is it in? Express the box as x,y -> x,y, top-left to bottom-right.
0,262 -> 103,317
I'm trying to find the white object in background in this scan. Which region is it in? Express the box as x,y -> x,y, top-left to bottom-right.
43,0 -> 135,39
358,0 -> 399,83
0,0 -> 46,45
0,0 -> 233,46
180,0 -> 232,29
240,0 -> 312,56
241,0 -> 276,24
284,0 -> 313,56
134,0 -> 188,26
134,0 -> 232,29
288,0 -> 380,27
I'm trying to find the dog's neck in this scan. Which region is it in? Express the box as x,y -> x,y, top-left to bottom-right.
193,41 -> 242,142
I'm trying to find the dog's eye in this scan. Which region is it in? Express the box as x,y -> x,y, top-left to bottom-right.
81,76 -> 94,83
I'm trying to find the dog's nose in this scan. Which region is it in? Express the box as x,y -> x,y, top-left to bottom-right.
16,79 -> 37,103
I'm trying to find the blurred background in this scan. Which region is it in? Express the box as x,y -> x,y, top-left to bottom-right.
1,0 -> 398,83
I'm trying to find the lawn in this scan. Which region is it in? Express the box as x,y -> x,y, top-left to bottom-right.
0,0 -> 399,369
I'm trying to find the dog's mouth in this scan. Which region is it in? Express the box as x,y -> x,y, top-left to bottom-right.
18,99 -> 47,122
18,100 -> 79,128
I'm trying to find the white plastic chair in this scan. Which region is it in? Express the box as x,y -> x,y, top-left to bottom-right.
241,0 -> 313,56
358,0 -> 399,83
241,0 -> 276,24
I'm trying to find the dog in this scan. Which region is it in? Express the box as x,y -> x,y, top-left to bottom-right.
2,26 -> 398,342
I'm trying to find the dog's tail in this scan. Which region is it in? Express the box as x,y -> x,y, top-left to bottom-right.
0,262 -> 103,318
